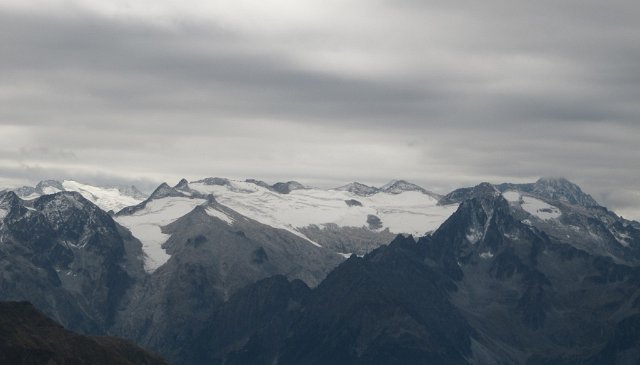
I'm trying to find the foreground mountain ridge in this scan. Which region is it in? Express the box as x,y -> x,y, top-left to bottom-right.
0,301 -> 169,365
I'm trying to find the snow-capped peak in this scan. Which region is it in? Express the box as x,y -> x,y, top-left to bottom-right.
379,180 -> 440,198
335,182 -> 379,196
9,180 -> 146,213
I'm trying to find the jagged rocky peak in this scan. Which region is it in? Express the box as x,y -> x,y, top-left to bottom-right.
379,179 -> 441,198
0,191 -> 22,220
470,182 -> 501,197
174,178 -> 190,191
380,179 -> 422,193
32,191 -> 110,225
443,177 -> 598,208
33,190 -> 89,211
0,190 -> 21,207
439,182 -> 502,206
335,182 -> 379,196
531,177 -> 599,206
148,182 -> 186,200
458,183 -> 505,218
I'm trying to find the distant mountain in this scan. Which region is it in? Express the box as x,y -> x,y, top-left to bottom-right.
336,179 -> 441,199
0,301 -> 169,365
379,179 -> 441,198
441,177 -> 598,207
11,179 -> 147,212
335,182 -> 380,196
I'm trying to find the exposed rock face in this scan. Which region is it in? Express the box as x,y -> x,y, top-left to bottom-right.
443,177 -> 598,207
336,180 -> 441,199
0,301 -> 169,365
335,182 -> 380,196
0,191 -> 145,333
298,223 -> 396,256
174,183 -> 640,365
111,196 -> 343,362
379,179 -> 441,199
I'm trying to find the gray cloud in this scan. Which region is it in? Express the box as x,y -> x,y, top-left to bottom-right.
0,1 -> 638,219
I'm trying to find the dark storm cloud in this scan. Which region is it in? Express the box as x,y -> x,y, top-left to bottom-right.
0,1 -> 638,218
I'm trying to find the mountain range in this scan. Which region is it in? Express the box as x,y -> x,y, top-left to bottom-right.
1,176 -> 639,364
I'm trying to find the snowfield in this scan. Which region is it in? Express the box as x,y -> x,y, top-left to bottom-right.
503,190 -> 562,221
189,180 -> 458,237
521,196 -> 562,220
62,180 -> 144,212
115,197 -> 206,272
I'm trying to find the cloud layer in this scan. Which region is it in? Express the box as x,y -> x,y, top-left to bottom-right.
1,1 -> 639,218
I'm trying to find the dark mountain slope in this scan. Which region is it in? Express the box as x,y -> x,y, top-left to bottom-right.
0,301 -> 169,365
113,198 -> 342,362
182,236 -> 475,365
178,182 -> 640,365
0,191 -> 146,333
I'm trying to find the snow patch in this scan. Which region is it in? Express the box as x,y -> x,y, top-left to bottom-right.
205,207 -> 234,225
337,252 -> 352,259
480,251 -> 494,259
502,190 -> 521,203
0,208 -> 7,220
115,197 -> 206,272
466,228 -> 482,244
41,186 -> 62,195
521,196 -> 562,220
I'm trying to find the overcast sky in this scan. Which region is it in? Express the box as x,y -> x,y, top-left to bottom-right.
0,0 -> 639,219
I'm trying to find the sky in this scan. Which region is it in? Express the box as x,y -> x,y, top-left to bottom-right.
0,0 -> 639,219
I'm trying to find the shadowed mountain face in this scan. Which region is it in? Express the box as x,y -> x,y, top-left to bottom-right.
181,237 -> 474,365
0,190 -> 146,333
175,182 -> 640,365
114,200 -> 343,360
0,301 -> 169,365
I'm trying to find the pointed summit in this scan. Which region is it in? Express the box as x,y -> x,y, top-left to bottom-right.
379,180 -> 440,198
174,178 -> 190,192
148,182 -> 186,200
335,182 -> 379,196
